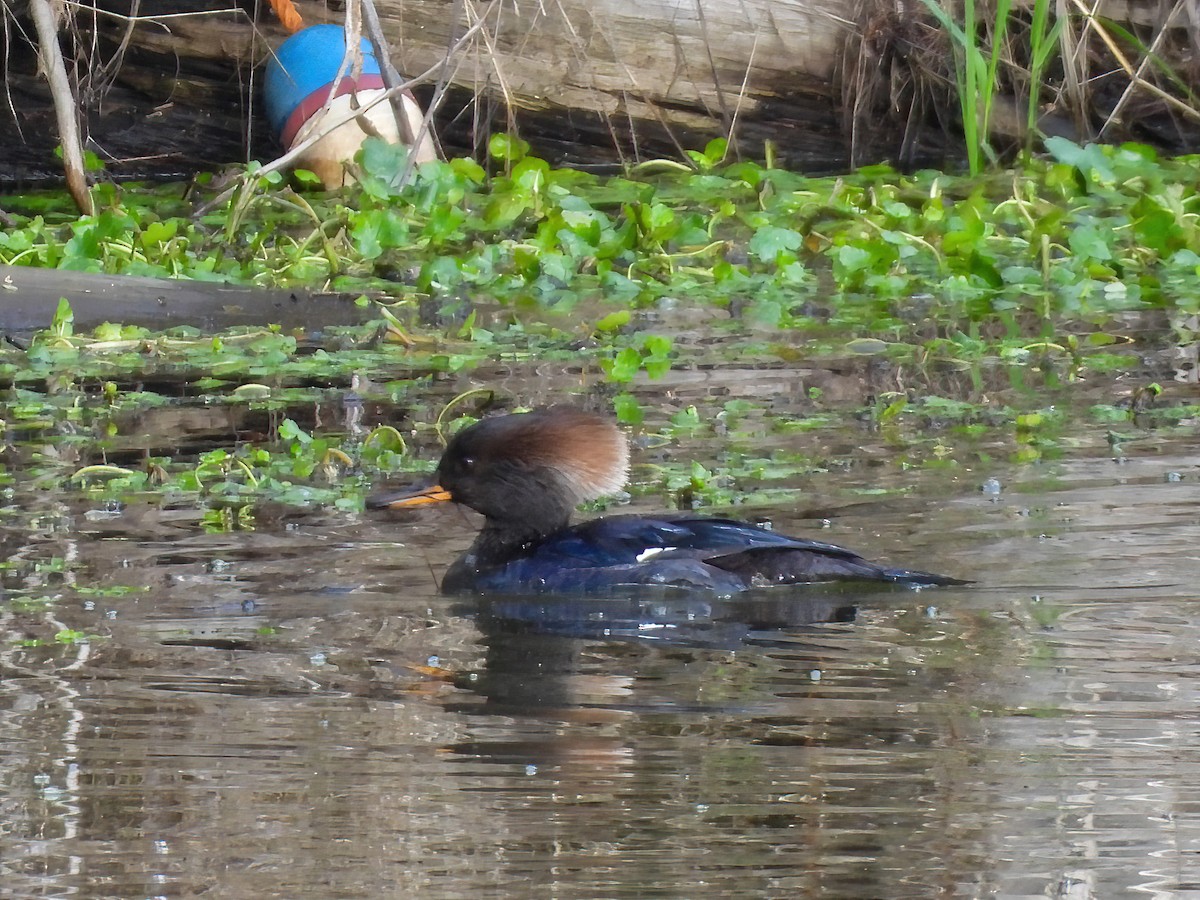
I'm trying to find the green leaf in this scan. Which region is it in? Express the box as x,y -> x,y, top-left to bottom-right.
613,392 -> 644,425
51,297 -> 74,337
639,203 -> 678,243
606,347 -> 641,382
1044,138 -> 1116,186
595,310 -> 631,332
878,397 -> 907,423
845,338 -> 890,355
1068,224 -> 1113,262
450,157 -> 486,182
141,219 -> 178,247
702,137 -> 728,165
279,419 -> 312,444
488,133 -> 530,163
92,322 -> 123,341
748,226 -> 802,264
292,168 -> 323,186
834,245 -> 873,273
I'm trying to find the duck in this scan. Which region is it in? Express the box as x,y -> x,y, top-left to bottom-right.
369,406 -> 965,594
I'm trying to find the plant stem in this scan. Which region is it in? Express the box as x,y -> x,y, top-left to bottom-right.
30,0 -> 94,215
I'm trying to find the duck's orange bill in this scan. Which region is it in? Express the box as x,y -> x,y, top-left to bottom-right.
373,485 -> 453,508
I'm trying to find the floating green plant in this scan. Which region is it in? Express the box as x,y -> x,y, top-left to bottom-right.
1,138 -> 1196,523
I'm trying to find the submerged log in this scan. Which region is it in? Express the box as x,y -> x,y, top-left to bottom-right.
0,0 -> 1197,186
0,264 -> 370,334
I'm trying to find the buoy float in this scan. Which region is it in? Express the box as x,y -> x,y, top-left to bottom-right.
263,23 -> 436,188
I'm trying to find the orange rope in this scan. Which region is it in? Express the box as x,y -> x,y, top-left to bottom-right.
268,0 -> 305,34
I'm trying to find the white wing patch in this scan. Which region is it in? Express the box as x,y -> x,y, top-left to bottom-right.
636,546 -> 675,563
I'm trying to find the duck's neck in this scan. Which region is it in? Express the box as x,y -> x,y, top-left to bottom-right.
441,509 -> 571,594
473,511 -> 568,563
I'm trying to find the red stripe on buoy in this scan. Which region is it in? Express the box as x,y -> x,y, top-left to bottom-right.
279,74 -> 388,148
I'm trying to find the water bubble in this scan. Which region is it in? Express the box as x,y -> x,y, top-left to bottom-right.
106,610 -> 118,620
208,559 -> 230,573
981,477 -> 1002,495
82,600 -> 96,612
925,606 -> 938,618
809,669 -> 822,682
1165,471 -> 1182,483
310,652 -> 327,667
33,773 -> 51,786
525,764 -> 537,776
426,655 -> 440,667
154,840 -> 169,855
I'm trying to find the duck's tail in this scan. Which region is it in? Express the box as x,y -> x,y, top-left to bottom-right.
879,567 -> 972,588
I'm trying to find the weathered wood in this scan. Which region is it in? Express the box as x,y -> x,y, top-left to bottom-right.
0,264 -> 369,334
0,0 -> 860,179
311,0 -> 856,168
0,0 -> 1197,184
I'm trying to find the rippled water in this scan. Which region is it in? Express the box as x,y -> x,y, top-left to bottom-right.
4,434 -> 1200,898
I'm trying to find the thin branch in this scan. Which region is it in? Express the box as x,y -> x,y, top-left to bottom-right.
694,0 -> 734,155
361,0 -> 422,150
1098,0 -> 1188,137
1069,0 -> 1200,124
30,0 -> 94,215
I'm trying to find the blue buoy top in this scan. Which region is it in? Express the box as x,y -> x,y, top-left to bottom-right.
263,24 -> 386,141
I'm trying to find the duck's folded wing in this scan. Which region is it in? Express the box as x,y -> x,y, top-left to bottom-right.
554,515 -> 865,563
555,516 -> 964,587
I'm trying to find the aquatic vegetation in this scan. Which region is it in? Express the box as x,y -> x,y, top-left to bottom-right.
921,0 -> 1066,173
0,137 -> 1197,534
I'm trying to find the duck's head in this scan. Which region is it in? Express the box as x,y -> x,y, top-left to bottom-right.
370,407 -> 629,534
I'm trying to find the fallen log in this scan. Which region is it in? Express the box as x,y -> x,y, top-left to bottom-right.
0,0 -> 1197,185
0,264 -> 369,335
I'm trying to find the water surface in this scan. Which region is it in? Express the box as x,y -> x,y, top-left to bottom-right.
4,431 -> 1199,898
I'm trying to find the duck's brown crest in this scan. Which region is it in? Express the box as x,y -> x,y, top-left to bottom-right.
497,407 -> 629,501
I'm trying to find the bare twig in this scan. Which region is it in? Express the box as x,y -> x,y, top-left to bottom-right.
361,0 -> 420,148
725,29 -> 760,160
1098,0 -> 1189,136
1068,0 -> 1200,125
694,0 -> 734,157
464,0 -> 514,141
383,0 -> 468,188
30,0 -> 93,215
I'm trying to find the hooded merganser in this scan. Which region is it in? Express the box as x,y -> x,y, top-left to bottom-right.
370,407 -> 965,594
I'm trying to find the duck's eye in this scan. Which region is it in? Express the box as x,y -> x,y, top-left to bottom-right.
460,456 -> 476,471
